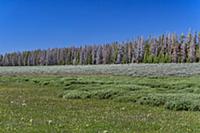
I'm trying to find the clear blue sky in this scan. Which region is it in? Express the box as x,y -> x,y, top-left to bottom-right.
0,0 -> 200,54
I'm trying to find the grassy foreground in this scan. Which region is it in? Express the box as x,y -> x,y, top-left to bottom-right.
1,75 -> 200,132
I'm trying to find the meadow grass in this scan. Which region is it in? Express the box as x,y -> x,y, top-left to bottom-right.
1,75 -> 200,132
2,63 -> 200,77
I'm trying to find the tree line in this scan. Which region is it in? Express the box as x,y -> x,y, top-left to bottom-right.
1,32 -> 200,66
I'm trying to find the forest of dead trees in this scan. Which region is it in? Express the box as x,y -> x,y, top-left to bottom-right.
1,32 -> 200,66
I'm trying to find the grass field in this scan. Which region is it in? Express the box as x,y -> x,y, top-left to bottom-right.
1,72 -> 200,132
2,63 -> 200,76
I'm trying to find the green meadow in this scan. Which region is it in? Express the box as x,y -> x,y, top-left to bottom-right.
1,74 -> 200,132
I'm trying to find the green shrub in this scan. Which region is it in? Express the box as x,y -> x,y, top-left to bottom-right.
32,79 -> 40,84
63,90 -> 91,99
190,102 -> 200,111
137,95 -> 166,106
24,78 -> 30,82
92,89 -> 122,99
164,100 -> 191,111
42,81 -> 50,86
